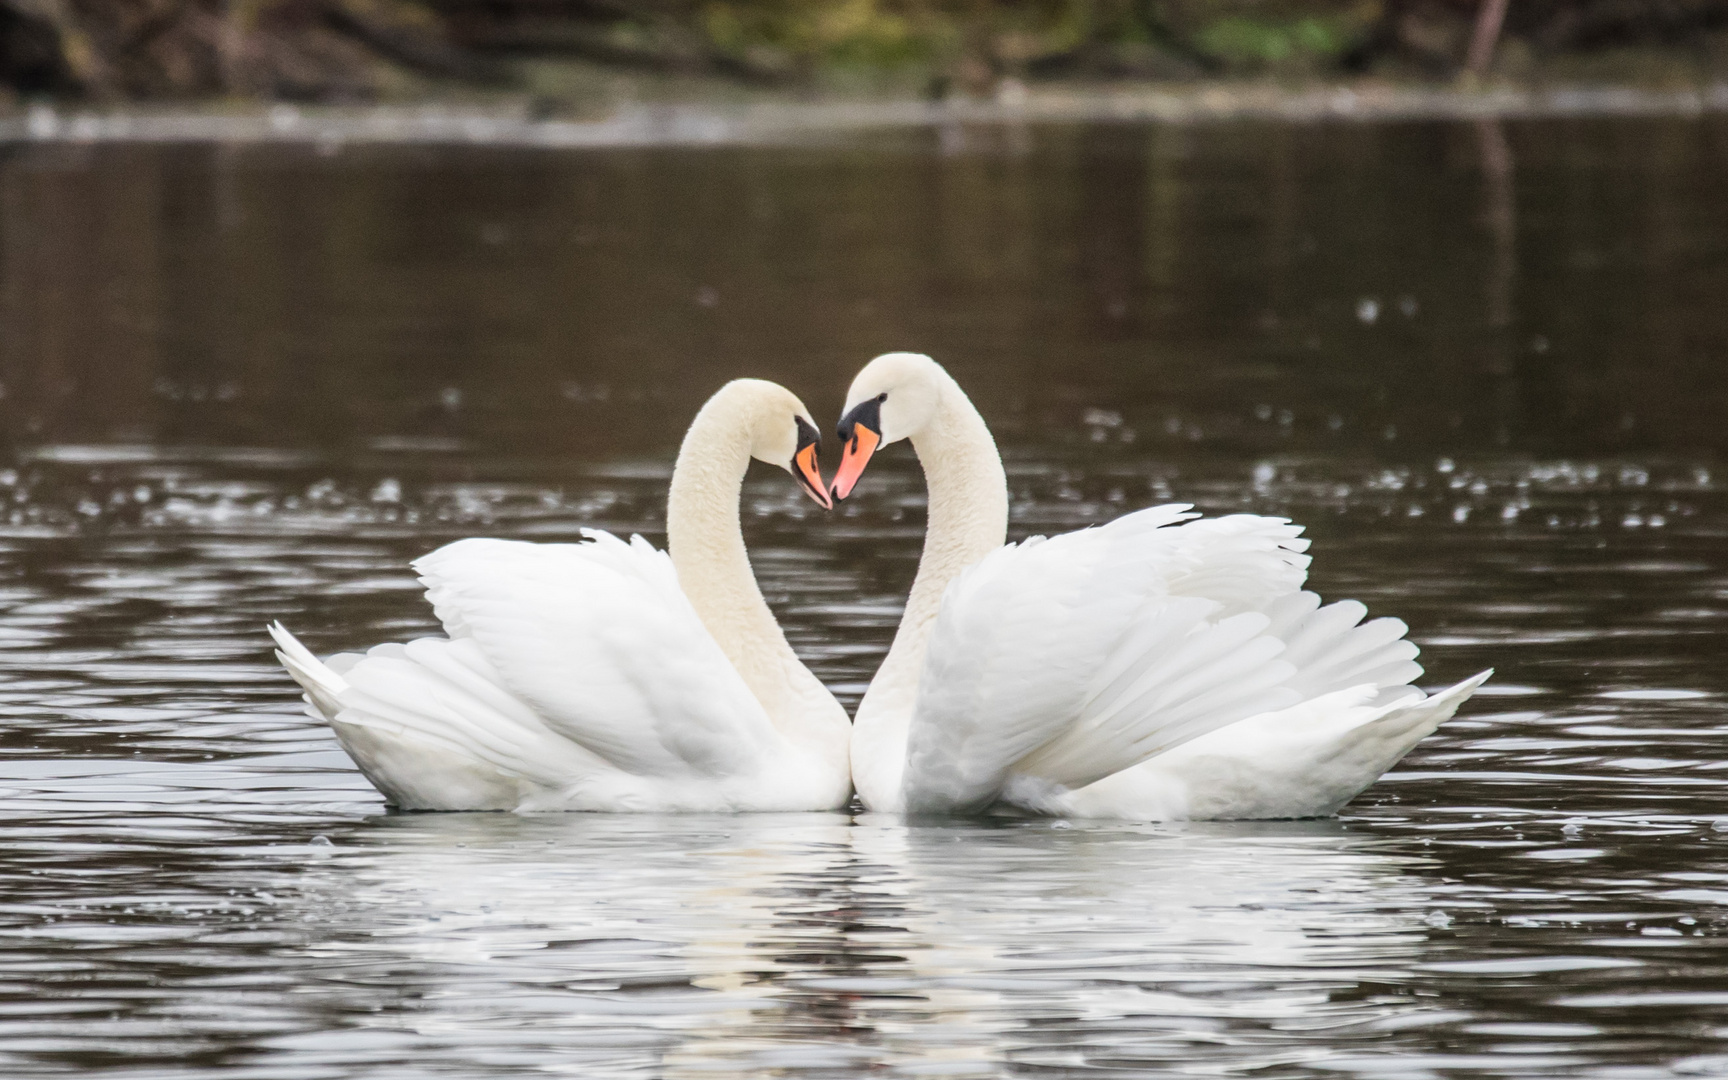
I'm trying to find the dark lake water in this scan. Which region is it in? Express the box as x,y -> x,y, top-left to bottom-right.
1,114 -> 1727,1077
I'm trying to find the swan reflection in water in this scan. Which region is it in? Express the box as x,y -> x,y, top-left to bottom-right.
286,811 -> 1443,1076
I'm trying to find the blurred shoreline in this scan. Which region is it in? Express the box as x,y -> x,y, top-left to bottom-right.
8,77 -> 1728,147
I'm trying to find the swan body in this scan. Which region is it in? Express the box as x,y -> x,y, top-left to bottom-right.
832,352 -> 1490,819
272,380 -> 851,812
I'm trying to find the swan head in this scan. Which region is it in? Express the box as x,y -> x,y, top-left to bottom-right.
719,379 -> 832,509
831,352 -> 944,500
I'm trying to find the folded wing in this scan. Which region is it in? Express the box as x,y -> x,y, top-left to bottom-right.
414,533 -> 780,779
274,533 -> 783,809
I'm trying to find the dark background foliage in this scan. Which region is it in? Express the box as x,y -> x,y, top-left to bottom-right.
2,0 -> 1726,103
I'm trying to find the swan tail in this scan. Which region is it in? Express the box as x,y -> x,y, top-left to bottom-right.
1220,666 -> 1495,818
269,622 -> 349,722
270,621 -> 597,810
1224,667 -> 1492,817
1050,669 -> 1492,821
1352,668 -> 1493,758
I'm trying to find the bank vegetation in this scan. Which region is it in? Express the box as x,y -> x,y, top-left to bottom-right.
2,0 -> 1726,101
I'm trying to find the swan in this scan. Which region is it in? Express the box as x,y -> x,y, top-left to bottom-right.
269,379 -> 852,812
829,352 -> 1491,819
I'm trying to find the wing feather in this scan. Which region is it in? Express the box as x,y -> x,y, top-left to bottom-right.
326,637 -> 603,809
903,529 -> 1130,812
1050,669 -> 1493,820
892,491 -> 1489,818
1266,593 -> 1427,700
411,534 -> 780,779
902,505 -> 1313,813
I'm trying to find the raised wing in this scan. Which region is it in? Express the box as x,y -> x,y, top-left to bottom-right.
409,533 -> 782,780
1259,588 -> 1425,702
901,506 -> 1315,813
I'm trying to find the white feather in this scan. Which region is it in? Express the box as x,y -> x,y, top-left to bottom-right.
270,621 -> 347,721
269,379 -> 857,813
1049,670 -> 1493,819
842,351 -> 1492,820
415,534 -> 781,779
902,506 -> 1320,813
273,533 -> 844,812
908,508 -> 1492,818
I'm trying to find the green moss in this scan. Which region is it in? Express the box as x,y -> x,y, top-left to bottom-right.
1193,12 -> 1362,68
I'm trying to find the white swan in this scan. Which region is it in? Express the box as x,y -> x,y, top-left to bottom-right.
270,379 -> 852,812
830,352 -> 1490,819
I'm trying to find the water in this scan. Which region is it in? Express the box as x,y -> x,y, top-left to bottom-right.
1,115 -> 1726,1077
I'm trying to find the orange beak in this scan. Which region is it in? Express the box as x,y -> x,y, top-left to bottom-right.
793,441 -> 832,509
830,425 -> 880,502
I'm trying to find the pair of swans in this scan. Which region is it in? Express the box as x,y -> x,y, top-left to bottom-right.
273,353 -> 1489,817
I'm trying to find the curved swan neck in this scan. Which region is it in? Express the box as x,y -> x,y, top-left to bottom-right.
853,367 -> 1008,808
665,394 -> 816,738
896,377 -> 1009,669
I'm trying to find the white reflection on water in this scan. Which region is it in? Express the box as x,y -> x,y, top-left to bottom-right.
255,807 -> 1441,1076
0,750 -> 1459,1077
